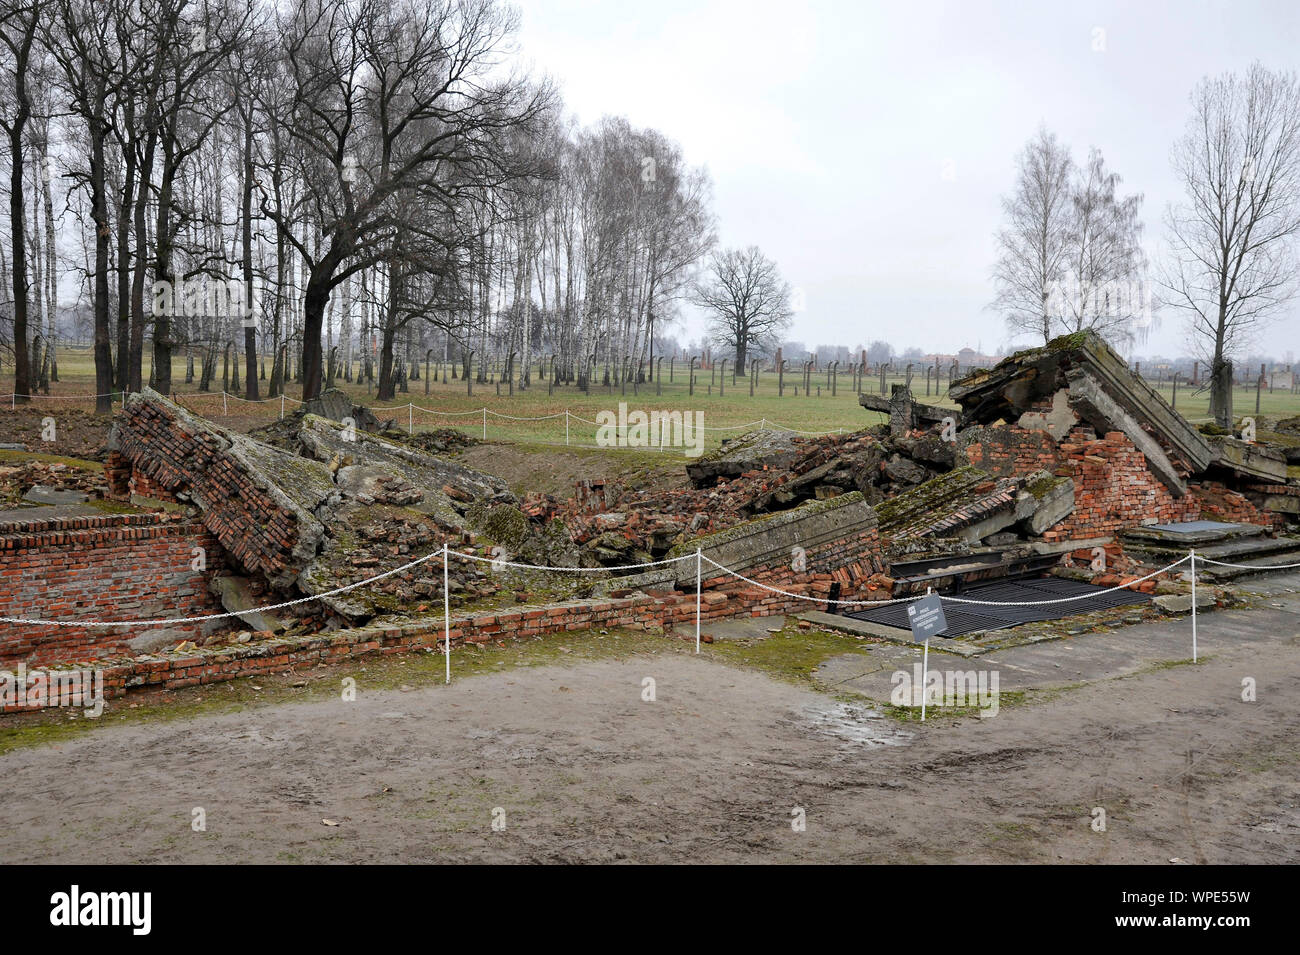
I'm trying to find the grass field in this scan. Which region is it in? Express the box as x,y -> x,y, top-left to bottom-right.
4,345 -> 1300,451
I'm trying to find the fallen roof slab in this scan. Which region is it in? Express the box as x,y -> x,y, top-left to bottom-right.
1205,435 -> 1288,483
950,331 -> 1213,476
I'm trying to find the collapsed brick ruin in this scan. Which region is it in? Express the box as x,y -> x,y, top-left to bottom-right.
5,331 -> 1300,710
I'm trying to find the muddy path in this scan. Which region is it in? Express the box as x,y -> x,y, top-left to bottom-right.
2,624 -> 1296,863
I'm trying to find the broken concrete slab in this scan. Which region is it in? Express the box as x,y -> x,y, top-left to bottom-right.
210,575 -> 286,633
302,387 -> 385,433
875,467 -> 1017,541
858,390 -> 951,432
613,491 -> 883,592
686,429 -> 803,485
875,466 -> 1075,546
883,454 -> 929,485
21,485 -> 90,505
674,490 -> 881,583
892,430 -> 956,469
1016,388 -> 1079,440
109,389 -> 521,625
1019,472 -> 1075,535
1205,435 -> 1288,483
1122,520 -> 1264,546
293,414 -> 512,512
334,465 -> 425,506
128,628 -> 190,654
950,331 -> 1214,475
799,609 -> 984,656
1153,592 -> 1216,614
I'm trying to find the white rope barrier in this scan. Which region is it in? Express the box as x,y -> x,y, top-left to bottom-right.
0,545 -> 451,628
485,409 -> 567,421
409,406 -> 489,418
454,551 -> 693,573
2,538 -> 1278,685
5,390 -> 852,439
2,543 -> 1275,631
1196,555 -> 1300,571
7,392 -> 121,399
699,554 -> 916,607
942,556 -> 1190,606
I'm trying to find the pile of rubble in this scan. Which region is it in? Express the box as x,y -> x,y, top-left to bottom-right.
393,427 -> 479,455
95,329 -> 1300,647
108,390 -> 572,631
0,459 -> 109,509
533,331 -> 1299,590
520,425 -> 965,566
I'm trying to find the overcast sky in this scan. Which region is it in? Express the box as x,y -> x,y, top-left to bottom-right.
514,0 -> 1300,363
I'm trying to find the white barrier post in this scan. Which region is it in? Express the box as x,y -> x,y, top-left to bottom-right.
695,548 -> 703,654
921,586 -> 931,722
222,392 -> 228,415
482,408 -> 487,440
443,543 -> 451,683
565,410 -> 570,446
280,394 -> 285,419
1190,548 -> 1197,663
408,402 -> 413,435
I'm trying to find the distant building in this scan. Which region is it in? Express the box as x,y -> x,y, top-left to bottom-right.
954,347 -> 1003,369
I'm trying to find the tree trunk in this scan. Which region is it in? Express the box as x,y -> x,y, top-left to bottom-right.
1210,357 -> 1234,429
301,264 -> 334,400
7,39 -> 31,403
242,101 -> 258,400
90,106 -> 113,413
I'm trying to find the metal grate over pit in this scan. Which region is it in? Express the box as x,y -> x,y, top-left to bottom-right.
843,576 -> 1151,638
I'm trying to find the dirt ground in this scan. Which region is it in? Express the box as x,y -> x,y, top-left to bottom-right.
458,442 -> 689,497
0,407 -> 114,460
2,613 -> 1297,864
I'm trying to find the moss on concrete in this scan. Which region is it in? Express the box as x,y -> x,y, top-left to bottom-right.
1024,473 -> 1068,499
666,490 -> 866,559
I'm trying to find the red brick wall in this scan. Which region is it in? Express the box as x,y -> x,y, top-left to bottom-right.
964,424 -> 1274,539
0,512 -> 224,667
1,534 -> 889,711
1049,430 -> 1181,539
3,578 -> 881,712
109,397 -> 311,584
1186,481 -> 1281,529
960,425 -> 1064,478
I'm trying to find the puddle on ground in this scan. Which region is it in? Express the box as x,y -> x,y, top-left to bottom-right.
793,700 -> 912,748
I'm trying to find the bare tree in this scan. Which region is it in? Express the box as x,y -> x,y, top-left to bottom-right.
47,0 -> 120,412
694,245 -> 792,374
0,0 -> 41,402
992,127 -> 1074,344
261,0 -> 553,400
1053,147 -> 1152,349
1162,63 -> 1300,427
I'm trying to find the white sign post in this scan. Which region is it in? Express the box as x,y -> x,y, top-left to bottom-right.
907,588 -> 948,722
